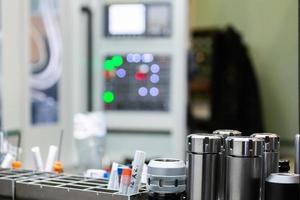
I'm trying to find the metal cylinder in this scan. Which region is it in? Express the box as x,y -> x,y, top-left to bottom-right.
265,173 -> 300,200
251,133 -> 280,178
295,134 -> 300,174
225,137 -> 264,200
186,133 -> 222,200
147,158 -> 186,195
213,130 -> 241,200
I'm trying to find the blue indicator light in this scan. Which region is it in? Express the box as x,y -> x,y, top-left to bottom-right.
138,87 -> 148,96
150,74 -> 160,83
150,87 -> 159,96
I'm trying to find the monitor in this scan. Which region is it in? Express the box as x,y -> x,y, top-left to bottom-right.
108,4 -> 146,36
105,3 -> 171,37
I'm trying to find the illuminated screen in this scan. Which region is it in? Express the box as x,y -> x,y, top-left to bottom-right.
108,4 -> 146,35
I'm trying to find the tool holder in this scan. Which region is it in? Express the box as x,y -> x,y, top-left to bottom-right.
0,169 -> 148,200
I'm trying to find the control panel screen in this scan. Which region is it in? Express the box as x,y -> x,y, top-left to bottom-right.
108,4 -> 146,35
103,54 -> 171,111
105,3 -> 171,37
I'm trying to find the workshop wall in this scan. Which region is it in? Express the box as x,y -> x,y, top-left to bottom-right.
190,0 -> 298,154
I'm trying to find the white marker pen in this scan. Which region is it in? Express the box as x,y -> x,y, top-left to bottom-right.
108,162 -> 120,190
0,132 -> 5,154
45,145 -> 57,172
141,164 -> 148,184
31,147 -> 44,171
1,153 -> 14,168
127,150 -> 146,195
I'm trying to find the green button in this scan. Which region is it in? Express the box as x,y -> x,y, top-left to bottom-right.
103,91 -> 115,103
112,55 -> 123,67
104,60 -> 115,71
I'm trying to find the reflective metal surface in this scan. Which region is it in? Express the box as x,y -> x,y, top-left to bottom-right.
251,133 -> 280,178
187,153 -> 219,200
225,137 -> 264,200
214,130 -> 241,200
186,133 -> 222,200
226,156 -> 263,200
251,133 -> 280,152
187,134 -> 222,154
226,136 -> 264,157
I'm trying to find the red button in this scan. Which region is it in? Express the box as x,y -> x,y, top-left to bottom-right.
135,72 -> 147,81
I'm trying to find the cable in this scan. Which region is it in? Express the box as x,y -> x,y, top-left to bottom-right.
30,0 -> 62,91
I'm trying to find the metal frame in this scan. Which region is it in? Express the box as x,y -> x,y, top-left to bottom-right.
0,169 -> 35,200
0,169 -> 148,200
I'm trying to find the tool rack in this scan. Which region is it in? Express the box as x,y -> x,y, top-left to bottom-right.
0,169 -> 148,200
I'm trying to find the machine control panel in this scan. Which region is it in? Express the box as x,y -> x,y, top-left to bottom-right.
103,53 -> 171,111
105,3 -> 171,37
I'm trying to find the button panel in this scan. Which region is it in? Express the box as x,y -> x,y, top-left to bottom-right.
103,53 -> 171,111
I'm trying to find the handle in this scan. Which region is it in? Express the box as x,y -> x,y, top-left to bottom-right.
81,6 -> 93,112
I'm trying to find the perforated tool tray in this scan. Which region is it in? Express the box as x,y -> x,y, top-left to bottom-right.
0,169 -> 148,200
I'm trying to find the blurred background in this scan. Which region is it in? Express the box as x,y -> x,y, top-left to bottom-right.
0,0 -> 298,171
